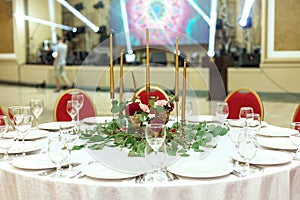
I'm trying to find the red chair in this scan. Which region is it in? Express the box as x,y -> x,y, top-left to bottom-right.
135,86 -> 169,105
53,89 -> 97,121
0,106 -> 5,115
225,88 -> 264,120
293,104 -> 300,122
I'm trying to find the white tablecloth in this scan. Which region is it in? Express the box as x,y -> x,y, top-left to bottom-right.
0,122 -> 299,200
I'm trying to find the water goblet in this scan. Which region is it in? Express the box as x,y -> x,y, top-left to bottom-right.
290,122 -> 300,160
66,100 -> 78,123
30,99 -> 44,129
0,115 -> 14,162
215,102 -> 229,124
48,137 -> 69,177
237,134 -> 258,175
60,123 -> 80,173
13,106 -> 33,156
145,123 -> 167,182
71,94 -> 84,122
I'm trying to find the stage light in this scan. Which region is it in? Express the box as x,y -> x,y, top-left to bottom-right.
120,0 -> 133,53
238,0 -> 255,27
239,17 -> 252,28
93,1 -> 104,9
74,26 -> 86,34
56,0 -> 99,32
74,3 -> 84,11
187,0 -> 218,57
13,13 -> 74,31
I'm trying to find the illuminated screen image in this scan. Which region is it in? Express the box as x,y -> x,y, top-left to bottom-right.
109,0 -> 211,46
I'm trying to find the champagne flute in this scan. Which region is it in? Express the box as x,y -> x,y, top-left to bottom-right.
13,106 -> 33,156
71,94 -> 84,122
290,122 -> 300,160
48,136 -> 69,177
66,100 -> 78,123
0,115 -> 14,161
30,99 -> 44,129
60,123 -> 80,173
145,123 -> 167,182
237,134 -> 258,175
215,102 -> 229,124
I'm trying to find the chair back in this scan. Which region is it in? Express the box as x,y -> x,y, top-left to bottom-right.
135,86 -> 169,105
0,106 -> 5,116
293,104 -> 300,122
53,89 -> 97,121
225,88 -> 264,120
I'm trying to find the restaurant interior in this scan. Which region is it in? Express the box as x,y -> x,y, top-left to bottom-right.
0,0 -> 300,199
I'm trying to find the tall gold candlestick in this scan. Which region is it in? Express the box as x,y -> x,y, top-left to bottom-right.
181,60 -> 187,124
146,28 -> 150,94
110,33 -> 114,99
175,36 -> 179,101
119,50 -> 123,102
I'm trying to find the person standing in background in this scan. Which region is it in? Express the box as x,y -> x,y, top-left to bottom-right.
53,35 -> 72,92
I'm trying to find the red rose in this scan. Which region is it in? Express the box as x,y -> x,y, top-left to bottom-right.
125,102 -> 141,116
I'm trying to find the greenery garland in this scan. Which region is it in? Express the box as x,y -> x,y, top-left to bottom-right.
75,99 -> 228,157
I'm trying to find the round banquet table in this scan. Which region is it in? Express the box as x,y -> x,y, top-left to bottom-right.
0,119 -> 300,200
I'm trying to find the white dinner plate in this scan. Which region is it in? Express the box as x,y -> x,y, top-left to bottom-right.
0,141 -> 43,154
83,163 -> 142,180
167,158 -> 232,178
237,149 -> 292,165
257,125 -> 298,137
4,130 -> 49,140
257,136 -> 297,151
38,122 -> 74,131
12,154 -> 68,170
82,116 -> 113,125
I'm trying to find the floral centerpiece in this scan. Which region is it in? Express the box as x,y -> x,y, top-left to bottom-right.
76,96 -> 229,157
124,95 -> 175,134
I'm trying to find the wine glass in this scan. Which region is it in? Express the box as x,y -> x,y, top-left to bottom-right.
237,134 -> 258,175
66,100 -> 78,123
145,123 -> 167,182
30,99 -> 44,129
13,106 -> 33,156
215,102 -> 229,124
71,94 -> 84,122
239,107 -> 254,126
48,136 -> 69,177
60,123 -> 80,173
290,122 -> 300,160
7,105 -> 22,131
0,115 -> 14,162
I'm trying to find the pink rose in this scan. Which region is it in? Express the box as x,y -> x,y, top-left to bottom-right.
139,103 -> 150,113
155,100 -> 168,107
